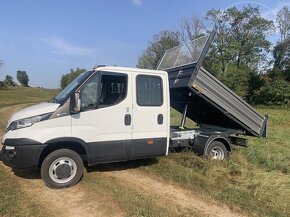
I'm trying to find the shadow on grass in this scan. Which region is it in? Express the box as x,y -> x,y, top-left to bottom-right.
87,158 -> 159,173
12,168 -> 41,179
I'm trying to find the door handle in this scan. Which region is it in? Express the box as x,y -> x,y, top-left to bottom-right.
157,114 -> 163,125
124,114 -> 131,126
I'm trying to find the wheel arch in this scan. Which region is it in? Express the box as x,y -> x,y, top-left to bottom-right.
205,136 -> 232,154
193,134 -> 232,156
38,137 -> 92,167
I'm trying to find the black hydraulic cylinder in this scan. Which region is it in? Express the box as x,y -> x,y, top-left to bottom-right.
180,104 -> 188,129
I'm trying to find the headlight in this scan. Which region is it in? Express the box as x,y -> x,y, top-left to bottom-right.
7,113 -> 52,131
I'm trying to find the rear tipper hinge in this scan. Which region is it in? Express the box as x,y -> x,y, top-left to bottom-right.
191,83 -> 203,93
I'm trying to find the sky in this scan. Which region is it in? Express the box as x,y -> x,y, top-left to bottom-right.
0,0 -> 289,88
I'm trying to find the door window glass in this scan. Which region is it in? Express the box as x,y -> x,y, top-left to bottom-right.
99,73 -> 127,107
80,76 -> 99,111
136,75 -> 163,106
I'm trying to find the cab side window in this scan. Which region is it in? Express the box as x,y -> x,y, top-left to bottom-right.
136,75 -> 163,106
99,73 -> 127,107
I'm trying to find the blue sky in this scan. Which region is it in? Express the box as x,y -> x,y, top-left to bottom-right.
0,0 -> 289,88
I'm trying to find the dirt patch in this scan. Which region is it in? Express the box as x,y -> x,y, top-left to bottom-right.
14,170 -> 124,217
103,169 -> 246,217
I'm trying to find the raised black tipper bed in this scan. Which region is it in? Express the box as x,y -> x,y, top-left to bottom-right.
157,29 -> 268,159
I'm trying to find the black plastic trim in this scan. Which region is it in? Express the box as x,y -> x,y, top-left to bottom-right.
88,137 -> 167,165
1,144 -> 46,169
45,137 -> 93,164
3,138 -> 42,146
2,137 -> 168,169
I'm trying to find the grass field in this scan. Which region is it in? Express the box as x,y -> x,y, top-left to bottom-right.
0,86 -> 58,107
0,86 -> 289,217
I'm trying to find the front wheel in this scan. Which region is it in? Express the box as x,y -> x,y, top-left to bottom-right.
206,141 -> 229,160
41,149 -> 84,189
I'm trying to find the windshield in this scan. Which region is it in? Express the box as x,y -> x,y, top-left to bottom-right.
53,70 -> 94,103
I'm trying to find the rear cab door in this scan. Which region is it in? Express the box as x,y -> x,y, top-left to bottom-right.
131,70 -> 170,159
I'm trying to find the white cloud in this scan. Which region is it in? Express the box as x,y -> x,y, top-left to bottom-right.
132,0 -> 142,6
41,36 -> 97,56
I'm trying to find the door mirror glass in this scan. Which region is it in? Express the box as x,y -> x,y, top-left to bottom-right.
72,92 -> 81,113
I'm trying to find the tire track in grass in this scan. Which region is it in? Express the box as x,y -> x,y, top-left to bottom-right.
13,170 -> 124,217
84,169 -> 201,217
97,166 -> 246,217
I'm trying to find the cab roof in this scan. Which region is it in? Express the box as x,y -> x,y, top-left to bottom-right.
93,66 -> 167,76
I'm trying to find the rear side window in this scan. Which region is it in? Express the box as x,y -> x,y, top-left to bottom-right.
136,75 -> 163,106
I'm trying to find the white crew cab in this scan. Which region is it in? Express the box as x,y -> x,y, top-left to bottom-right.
2,67 -> 171,188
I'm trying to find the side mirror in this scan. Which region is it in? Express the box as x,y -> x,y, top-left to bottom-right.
71,92 -> 81,114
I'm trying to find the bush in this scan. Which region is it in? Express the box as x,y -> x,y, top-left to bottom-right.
60,68 -> 86,89
0,81 -> 7,89
219,65 -> 250,99
252,79 -> 290,106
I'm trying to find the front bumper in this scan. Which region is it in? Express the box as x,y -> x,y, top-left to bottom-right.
1,138 -> 45,169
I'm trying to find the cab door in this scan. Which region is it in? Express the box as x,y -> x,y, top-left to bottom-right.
131,72 -> 169,159
71,71 -> 132,164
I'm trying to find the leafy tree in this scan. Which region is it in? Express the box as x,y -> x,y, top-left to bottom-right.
272,38 -> 290,81
0,81 -> 5,89
205,5 -> 274,98
0,60 -> 3,89
4,75 -> 14,86
137,30 -> 181,69
180,15 -> 206,42
206,6 -> 273,72
60,67 -> 86,89
16,70 -> 29,87
252,79 -> 290,106
276,5 -> 290,42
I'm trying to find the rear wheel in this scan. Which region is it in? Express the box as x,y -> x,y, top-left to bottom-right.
41,149 -> 84,189
206,141 -> 229,160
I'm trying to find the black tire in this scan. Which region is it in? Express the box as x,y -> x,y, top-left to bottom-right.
41,149 -> 84,189
206,141 -> 229,160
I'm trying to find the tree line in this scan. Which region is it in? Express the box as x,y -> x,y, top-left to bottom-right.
0,70 -> 29,88
137,5 -> 290,106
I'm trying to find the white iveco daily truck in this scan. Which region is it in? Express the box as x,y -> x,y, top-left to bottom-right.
1,31 -> 268,188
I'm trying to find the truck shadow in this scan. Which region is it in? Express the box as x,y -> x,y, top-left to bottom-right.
87,158 -> 159,173
12,168 -> 41,179
10,158 -> 159,180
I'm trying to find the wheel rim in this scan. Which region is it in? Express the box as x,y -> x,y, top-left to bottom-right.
209,147 -> 224,160
49,157 -> 77,184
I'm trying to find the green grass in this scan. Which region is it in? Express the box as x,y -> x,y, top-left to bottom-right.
0,165 -> 51,217
242,108 -> 290,173
0,86 -> 58,107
